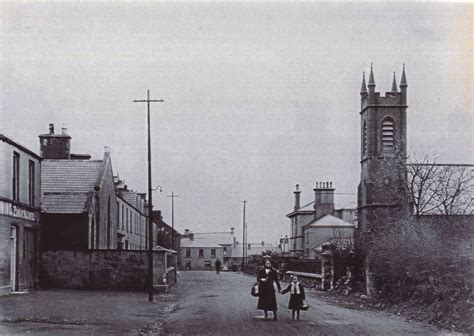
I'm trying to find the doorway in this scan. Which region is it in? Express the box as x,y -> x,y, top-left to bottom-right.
10,226 -> 18,291
23,228 -> 37,290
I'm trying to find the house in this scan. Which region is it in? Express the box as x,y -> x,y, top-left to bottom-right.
0,134 -> 42,294
286,183 -> 356,257
303,214 -> 355,259
115,178 -> 147,250
180,228 -> 235,270
39,124 -> 118,250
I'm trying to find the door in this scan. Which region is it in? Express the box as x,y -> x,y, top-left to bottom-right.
10,226 -> 18,291
23,228 -> 37,290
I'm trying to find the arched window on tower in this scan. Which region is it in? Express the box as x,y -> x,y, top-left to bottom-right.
363,121 -> 368,155
381,118 -> 395,149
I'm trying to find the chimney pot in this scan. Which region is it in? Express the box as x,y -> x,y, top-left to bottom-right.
49,123 -> 54,134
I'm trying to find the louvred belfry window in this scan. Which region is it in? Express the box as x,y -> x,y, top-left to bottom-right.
381,118 -> 395,149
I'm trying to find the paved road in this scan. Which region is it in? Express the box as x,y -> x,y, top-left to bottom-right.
164,271 -> 454,336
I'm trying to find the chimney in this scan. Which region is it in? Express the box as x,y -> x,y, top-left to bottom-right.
39,123 -> 71,159
293,184 -> 301,211
313,181 -> 335,220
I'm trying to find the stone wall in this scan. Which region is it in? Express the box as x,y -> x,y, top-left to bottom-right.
40,250 -> 176,291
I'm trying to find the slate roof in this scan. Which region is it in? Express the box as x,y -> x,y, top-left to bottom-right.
122,192 -> 138,208
306,214 -> 355,228
181,238 -> 223,248
192,232 -> 235,245
286,201 -> 315,217
41,159 -> 104,213
41,193 -> 90,214
180,232 -> 235,248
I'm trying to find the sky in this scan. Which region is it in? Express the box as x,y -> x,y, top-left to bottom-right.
1,2 -> 472,245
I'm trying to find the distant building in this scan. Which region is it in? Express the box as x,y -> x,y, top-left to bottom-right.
0,134 -> 42,293
286,183 -> 356,257
230,241 -> 277,266
39,124 -> 118,250
180,229 -> 235,270
154,210 -> 181,253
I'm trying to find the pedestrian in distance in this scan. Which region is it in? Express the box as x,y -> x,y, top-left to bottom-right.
281,275 -> 306,321
215,258 -> 222,274
256,260 -> 281,321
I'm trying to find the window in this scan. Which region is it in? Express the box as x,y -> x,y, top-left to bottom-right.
28,160 -> 35,206
198,249 -> 204,258
381,118 -> 395,149
126,209 -> 129,232
211,249 -> 216,257
117,202 -> 120,228
363,120 -> 368,155
12,152 -> 20,201
121,205 -> 125,230
186,249 -> 191,258
106,198 -> 111,248
223,247 -> 227,256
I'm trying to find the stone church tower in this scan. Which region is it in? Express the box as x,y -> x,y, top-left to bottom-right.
356,64 -> 410,292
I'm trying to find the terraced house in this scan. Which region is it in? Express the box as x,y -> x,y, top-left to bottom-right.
0,134 -> 41,294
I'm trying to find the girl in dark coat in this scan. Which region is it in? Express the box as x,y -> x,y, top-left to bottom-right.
281,275 -> 306,321
256,260 -> 281,320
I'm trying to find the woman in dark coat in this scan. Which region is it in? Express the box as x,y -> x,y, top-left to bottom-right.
256,260 -> 281,320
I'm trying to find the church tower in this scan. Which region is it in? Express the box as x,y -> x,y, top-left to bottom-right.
356,64 -> 409,258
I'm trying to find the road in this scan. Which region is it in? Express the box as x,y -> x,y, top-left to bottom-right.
164,271 -> 454,336
0,271 -> 462,335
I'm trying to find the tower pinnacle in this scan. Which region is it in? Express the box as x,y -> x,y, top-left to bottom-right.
400,64 -> 407,87
368,63 -> 376,87
391,72 -> 398,92
360,72 -> 368,94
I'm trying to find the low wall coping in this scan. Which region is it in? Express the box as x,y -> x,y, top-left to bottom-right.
285,271 -> 322,279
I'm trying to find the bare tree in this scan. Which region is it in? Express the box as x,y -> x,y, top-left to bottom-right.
407,153 -> 474,215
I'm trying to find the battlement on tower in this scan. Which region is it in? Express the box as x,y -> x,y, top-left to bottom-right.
361,91 -> 405,110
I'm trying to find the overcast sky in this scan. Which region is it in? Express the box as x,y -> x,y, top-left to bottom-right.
1,2 -> 472,244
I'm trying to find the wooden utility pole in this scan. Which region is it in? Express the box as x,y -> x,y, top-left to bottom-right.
133,89 -> 164,302
241,200 -> 247,269
167,191 -> 179,250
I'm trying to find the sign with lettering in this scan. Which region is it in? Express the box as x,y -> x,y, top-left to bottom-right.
0,200 -> 39,222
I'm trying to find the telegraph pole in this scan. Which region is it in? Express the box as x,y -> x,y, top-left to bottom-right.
241,200 -> 247,270
167,191 -> 179,250
133,90 -> 164,302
